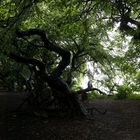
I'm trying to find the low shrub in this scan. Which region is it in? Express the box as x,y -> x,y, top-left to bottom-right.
127,94 -> 140,100
89,92 -> 107,100
116,85 -> 132,99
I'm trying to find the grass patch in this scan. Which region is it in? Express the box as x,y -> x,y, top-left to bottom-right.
88,93 -> 103,100
113,93 -> 140,100
88,92 -> 112,100
127,94 -> 140,100
88,92 -> 140,100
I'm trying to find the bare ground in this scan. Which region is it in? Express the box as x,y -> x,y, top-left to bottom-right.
0,91 -> 140,140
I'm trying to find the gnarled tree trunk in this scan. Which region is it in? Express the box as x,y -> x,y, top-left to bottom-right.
9,28 -> 88,117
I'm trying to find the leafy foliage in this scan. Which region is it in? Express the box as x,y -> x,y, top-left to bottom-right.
116,85 -> 132,99
0,0 -> 140,95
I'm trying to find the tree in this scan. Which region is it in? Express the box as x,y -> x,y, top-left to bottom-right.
0,0 -> 140,117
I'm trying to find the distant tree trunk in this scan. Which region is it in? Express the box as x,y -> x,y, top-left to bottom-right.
81,92 -> 88,101
76,87 -> 107,102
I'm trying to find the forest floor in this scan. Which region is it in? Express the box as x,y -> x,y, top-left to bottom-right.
0,91 -> 140,140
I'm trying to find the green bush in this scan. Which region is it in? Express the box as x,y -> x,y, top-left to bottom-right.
127,94 -> 140,100
89,92 -> 107,100
116,85 -> 132,99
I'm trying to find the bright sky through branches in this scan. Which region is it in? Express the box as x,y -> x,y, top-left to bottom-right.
81,23 -> 131,93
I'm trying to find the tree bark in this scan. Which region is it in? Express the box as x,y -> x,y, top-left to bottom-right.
76,87 -> 106,95
9,28 -> 89,117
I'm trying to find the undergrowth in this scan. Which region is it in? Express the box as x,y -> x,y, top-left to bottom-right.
88,92 -> 140,100
127,94 -> 140,100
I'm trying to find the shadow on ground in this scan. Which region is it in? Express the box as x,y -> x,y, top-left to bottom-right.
0,91 -> 140,140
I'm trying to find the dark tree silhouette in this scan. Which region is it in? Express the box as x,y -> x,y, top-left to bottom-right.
9,29 -> 89,117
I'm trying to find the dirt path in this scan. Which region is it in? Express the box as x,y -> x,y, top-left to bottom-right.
0,92 -> 140,140
87,99 -> 140,140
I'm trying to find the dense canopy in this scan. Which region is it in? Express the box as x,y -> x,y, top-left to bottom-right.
0,0 -> 140,116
